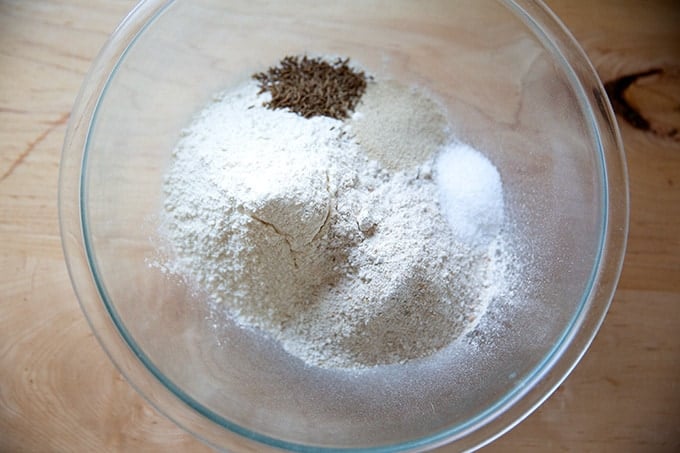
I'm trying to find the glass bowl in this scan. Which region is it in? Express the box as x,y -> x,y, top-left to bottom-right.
59,0 -> 628,451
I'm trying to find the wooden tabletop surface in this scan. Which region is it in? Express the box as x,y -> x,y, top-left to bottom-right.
1,1 -> 678,451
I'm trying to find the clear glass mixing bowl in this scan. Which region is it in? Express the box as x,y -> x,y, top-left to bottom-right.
59,0 -> 628,451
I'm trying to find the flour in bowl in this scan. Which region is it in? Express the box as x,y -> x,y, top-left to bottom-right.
159,75 -> 512,369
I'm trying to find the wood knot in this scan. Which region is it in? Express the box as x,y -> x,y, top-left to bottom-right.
604,67 -> 680,141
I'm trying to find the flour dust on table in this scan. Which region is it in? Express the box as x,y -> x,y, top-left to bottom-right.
157,56 -> 515,370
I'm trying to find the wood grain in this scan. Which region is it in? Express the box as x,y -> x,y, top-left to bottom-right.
0,1 -> 678,452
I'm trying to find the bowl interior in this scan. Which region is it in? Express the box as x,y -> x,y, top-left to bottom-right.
80,0 -> 606,449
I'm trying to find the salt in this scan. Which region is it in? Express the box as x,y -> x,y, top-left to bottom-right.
435,142 -> 505,248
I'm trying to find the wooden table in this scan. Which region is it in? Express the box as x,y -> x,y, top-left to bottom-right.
1,1 -> 678,451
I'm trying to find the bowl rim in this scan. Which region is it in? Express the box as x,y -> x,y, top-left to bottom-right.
59,0 -> 629,451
